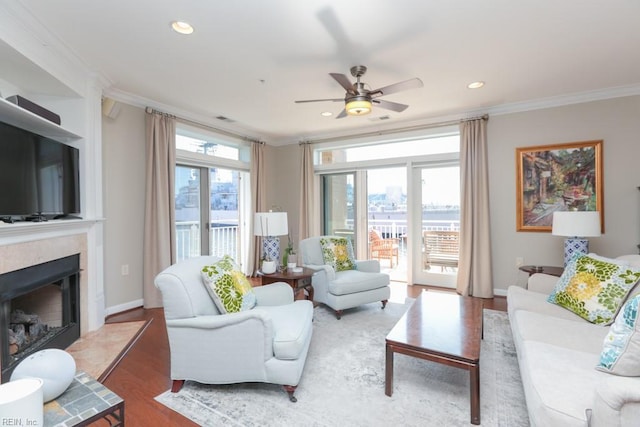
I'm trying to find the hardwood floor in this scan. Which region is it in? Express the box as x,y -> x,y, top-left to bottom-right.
102,283 -> 506,425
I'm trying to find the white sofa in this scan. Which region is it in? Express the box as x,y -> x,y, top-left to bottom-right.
507,256 -> 640,426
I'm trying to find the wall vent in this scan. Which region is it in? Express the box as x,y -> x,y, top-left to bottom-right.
369,115 -> 391,122
215,115 -> 236,123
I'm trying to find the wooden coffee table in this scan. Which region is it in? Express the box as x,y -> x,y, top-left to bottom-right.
258,267 -> 315,301
385,290 -> 483,425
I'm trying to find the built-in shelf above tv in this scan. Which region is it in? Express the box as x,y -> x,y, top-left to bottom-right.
0,96 -> 82,142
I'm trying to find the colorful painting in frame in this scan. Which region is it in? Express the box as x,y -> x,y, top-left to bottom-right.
516,140 -> 603,232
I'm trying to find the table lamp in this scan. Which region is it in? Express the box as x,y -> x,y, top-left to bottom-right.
552,211 -> 601,267
254,211 -> 288,269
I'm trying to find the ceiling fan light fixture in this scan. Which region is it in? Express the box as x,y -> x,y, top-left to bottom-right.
345,99 -> 372,116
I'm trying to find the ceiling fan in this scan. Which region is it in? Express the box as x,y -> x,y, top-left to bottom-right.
295,65 -> 423,118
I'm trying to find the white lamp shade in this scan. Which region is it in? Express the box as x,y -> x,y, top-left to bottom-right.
254,212 -> 288,237
552,211 -> 601,237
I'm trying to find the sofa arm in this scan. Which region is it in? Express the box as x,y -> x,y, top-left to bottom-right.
304,263 -> 335,281
355,259 -> 380,272
591,375 -> 640,427
527,273 -> 560,294
254,282 -> 294,306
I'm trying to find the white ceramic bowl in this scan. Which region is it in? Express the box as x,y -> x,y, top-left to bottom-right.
10,349 -> 76,402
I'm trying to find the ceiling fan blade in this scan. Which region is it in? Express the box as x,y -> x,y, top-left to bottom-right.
335,108 -> 348,119
330,73 -> 355,94
372,99 -> 409,112
295,98 -> 343,103
370,77 -> 423,97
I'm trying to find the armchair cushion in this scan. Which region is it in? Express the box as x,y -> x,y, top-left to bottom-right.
320,237 -> 356,272
329,269 -> 390,295
201,255 -> 256,313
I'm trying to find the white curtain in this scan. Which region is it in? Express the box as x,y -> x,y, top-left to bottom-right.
456,117 -> 493,298
143,110 -> 176,308
298,143 -> 318,240
250,142 -> 266,275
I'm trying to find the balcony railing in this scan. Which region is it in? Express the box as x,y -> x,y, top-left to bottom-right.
176,219 -> 460,265
176,221 -> 238,262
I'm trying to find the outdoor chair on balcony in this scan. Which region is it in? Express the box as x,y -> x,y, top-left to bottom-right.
368,229 -> 399,268
422,230 -> 460,271
154,256 -> 313,402
300,235 -> 390,319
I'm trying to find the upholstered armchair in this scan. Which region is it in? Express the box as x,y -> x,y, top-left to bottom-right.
154,256 -> 313,402
368,229 -> 399,267
299,236 -> 390,319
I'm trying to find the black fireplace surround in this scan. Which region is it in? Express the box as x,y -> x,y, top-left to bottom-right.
0,254 -> 80,382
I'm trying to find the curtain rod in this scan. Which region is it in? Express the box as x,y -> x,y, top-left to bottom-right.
145,107 -> 262,144
300,114 -> 489,145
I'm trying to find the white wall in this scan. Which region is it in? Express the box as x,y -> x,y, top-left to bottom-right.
102,103 -> 146,312
489,96 -> 640,292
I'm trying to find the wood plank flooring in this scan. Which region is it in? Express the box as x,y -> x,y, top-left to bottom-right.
102,284 -> 506,425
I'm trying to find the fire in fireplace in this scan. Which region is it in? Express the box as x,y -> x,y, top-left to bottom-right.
0,254 -> 80,382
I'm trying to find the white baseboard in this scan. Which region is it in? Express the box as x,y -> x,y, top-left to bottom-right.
105,298 -> 144,316
493,288 -> 508,297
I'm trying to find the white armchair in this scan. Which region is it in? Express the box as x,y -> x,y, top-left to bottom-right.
300,236 -> 390,319
154,256 -> 313,402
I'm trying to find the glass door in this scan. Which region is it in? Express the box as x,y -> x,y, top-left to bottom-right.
175,165 -> 241,262
366,167 -> 407,282
412,164 -> 460,287
322,173 -> 357,254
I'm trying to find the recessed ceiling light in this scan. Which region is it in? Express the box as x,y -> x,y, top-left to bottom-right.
171,21 -> 194,35
467,81 -> 485,89
321,111 -> 333,117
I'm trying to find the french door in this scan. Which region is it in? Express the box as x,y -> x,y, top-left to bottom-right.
175,165 -> 242,262
411,164 -> 460,287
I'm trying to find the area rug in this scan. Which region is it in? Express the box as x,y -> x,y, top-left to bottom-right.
155,302 -> 529,426
66,319 -> 150,380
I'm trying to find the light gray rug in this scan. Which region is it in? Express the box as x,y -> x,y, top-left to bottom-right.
155,302 -> 529,426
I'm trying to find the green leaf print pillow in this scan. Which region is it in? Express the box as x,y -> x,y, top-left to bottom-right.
201,255 -> 256,314
547,254 -> 640,325
320,237 -> 356,272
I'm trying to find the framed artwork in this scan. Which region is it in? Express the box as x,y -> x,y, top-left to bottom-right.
516,140 -> 603,232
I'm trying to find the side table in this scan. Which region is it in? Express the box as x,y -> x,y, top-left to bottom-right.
519,265 -> 564,277
44,370 -> 124,426
259,268 -> 315,301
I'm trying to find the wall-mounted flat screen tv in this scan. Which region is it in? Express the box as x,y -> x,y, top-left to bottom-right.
0,120 -> 80,218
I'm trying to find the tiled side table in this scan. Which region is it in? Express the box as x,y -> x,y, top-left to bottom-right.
44,371 -> 124,426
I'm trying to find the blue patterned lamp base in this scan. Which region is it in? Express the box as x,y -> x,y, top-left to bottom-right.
262,236 -> 281,264
564,238 -> 589,267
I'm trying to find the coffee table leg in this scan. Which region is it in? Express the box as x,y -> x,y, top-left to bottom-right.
470,362 -> 480,425
385,343 -> 393,396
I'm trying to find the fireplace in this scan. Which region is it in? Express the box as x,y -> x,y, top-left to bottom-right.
0,254 -> 80,382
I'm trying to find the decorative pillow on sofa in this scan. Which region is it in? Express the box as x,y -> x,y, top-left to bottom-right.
596,293 -> 640,376
201,255 -> 256,313
320,237 -> 356,272
547,254 -> 640,325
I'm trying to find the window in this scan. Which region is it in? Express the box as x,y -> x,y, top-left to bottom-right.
174,124 -> 250,269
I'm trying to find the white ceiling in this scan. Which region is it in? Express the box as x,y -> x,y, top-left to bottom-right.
17,0 -> 640,145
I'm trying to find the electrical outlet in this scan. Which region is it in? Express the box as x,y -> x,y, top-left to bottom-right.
121,264 -> 129,276
515,257 -> 524,267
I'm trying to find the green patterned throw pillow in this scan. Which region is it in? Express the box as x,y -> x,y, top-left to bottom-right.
596,293 -> 640,376
320,237 -> 356,272
547,254 -> 640,325
201,255 -> 256,314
